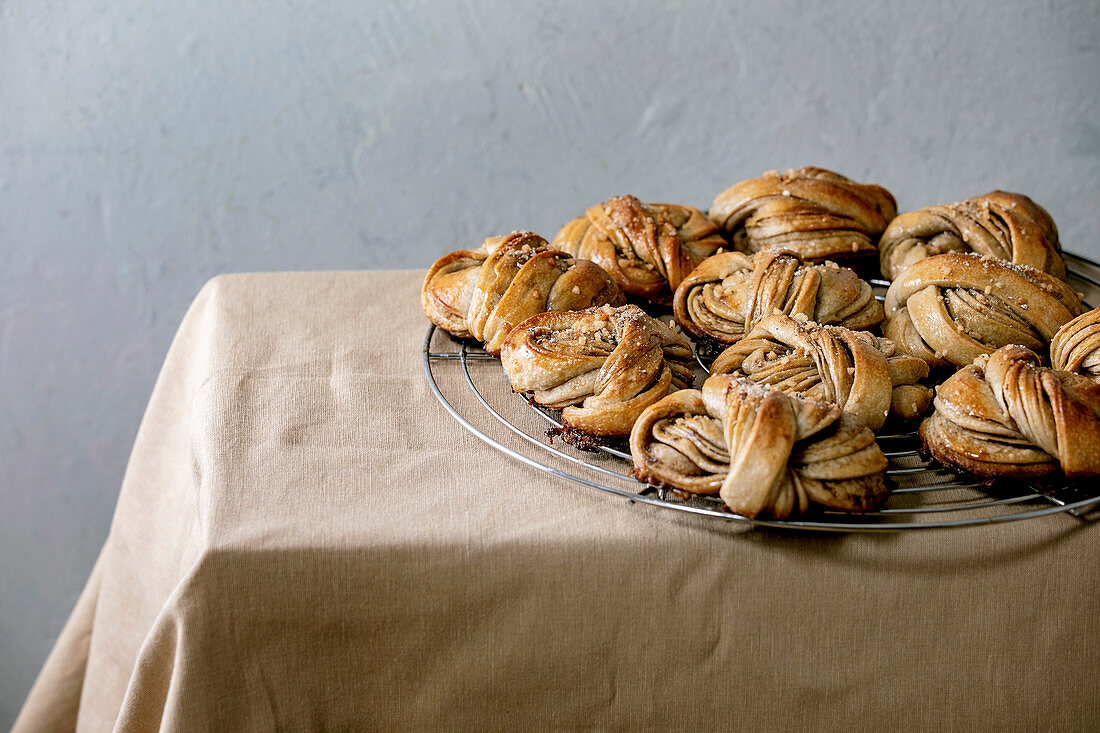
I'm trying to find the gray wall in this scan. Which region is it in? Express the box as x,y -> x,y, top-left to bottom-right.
2,0 -> 1098,723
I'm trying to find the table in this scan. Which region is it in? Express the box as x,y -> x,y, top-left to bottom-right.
14,270 -> 1100,732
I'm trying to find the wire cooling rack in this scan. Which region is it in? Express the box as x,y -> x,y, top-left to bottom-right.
423,251 -> 1100,531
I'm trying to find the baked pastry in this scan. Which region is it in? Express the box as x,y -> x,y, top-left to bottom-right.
883,253 -> 1083,367
422,231 -> 624,355
920,345 -> 1100,477
629,374 -> 888,518
708,167 -> 897,262
672,249 -> 883,345
499,304 -> 695,437
1050,307 -> 1100,380
709,314 -> 931,429
551,195 -> 726,303
879,191 -> 1064,280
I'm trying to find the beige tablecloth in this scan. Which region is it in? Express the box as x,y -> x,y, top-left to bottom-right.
14,270 -> 1100,732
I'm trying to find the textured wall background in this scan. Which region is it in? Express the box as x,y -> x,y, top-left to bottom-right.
2,0 -> 1098,722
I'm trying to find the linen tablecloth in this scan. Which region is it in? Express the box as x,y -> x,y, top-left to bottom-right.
14,270 -> 1100,732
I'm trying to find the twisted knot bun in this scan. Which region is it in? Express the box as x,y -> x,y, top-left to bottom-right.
630,374 -> 888,518
710,314 -> 931,430
920,345 -> 1100,477
500,304 -> 694,437
883,253 -> 1083,367
421,231 -> 624,355
879,190 -> 1063,280
672,249 -> 883,345
552,195 -> 725,302
1050,307 -> 1100,380
708,167 -> 897,262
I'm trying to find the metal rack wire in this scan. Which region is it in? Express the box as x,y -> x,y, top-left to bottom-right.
422,251 -> 1100,531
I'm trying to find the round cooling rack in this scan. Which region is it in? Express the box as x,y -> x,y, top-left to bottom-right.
423,250 -> 1100,532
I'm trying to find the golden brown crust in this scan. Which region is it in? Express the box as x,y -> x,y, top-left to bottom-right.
551,195 -> 725,303
709,167 -> 897,262
710,314 -> 931,430
879,191 -> 1064,280
630,374 -> 888,518
672,249 -> 883,344
1050,307 -> 1100,380
499,304 -> 694,437
919,345 -> 1100,478
421,231 -> 625,355
883,252 -> 1083,367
